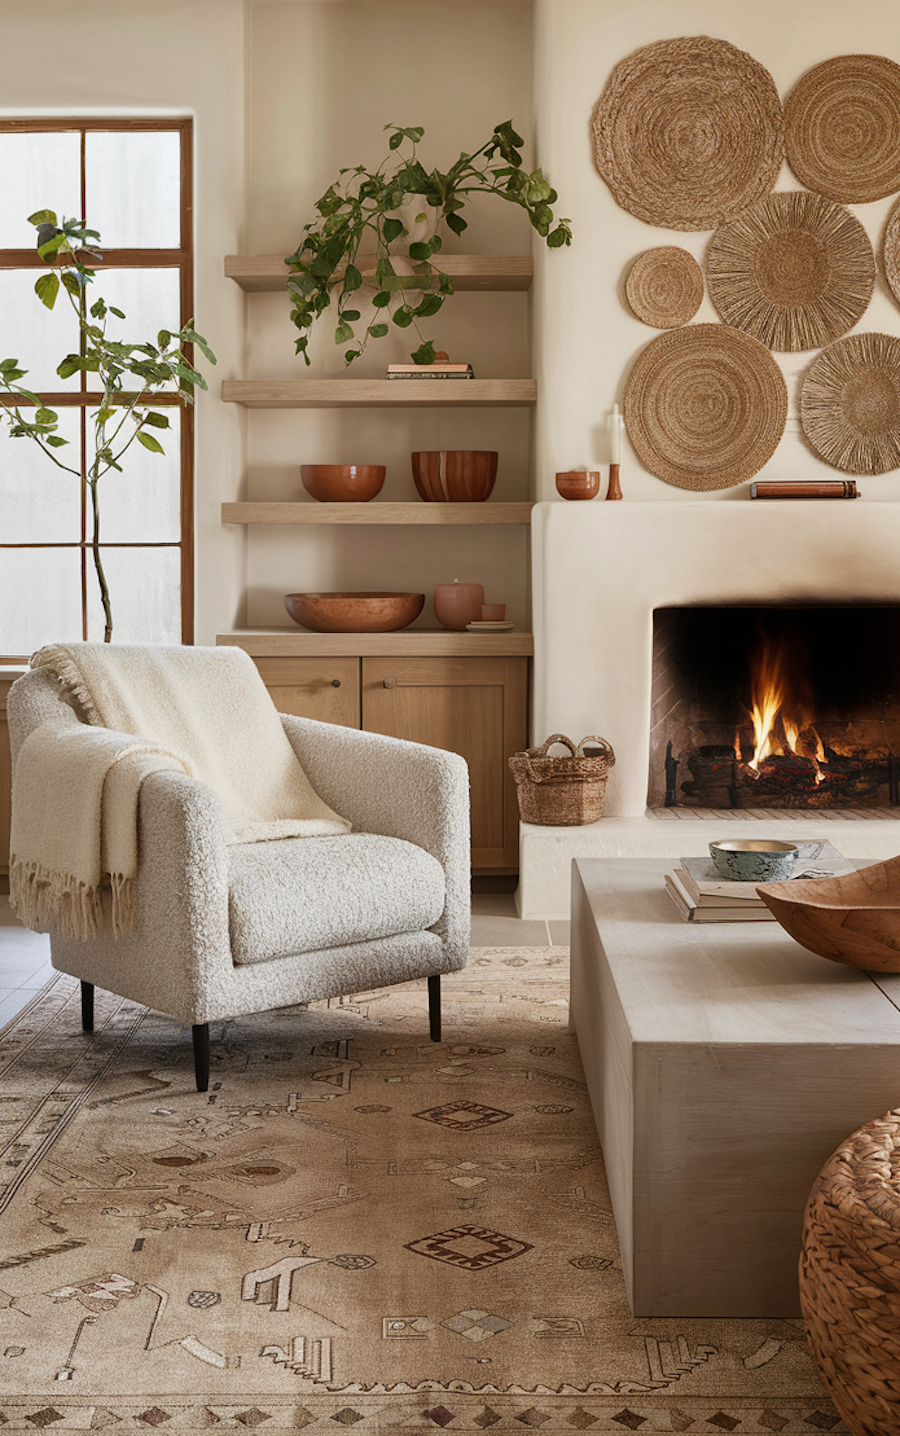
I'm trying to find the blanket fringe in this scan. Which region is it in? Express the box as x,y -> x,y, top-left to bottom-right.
10,857 -> 135,941
30,645 -> 102,724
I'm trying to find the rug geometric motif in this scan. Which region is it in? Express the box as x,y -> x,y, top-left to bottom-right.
404,1223 -> 534,1270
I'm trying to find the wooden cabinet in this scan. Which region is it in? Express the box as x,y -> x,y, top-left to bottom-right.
252,656 -> 360,727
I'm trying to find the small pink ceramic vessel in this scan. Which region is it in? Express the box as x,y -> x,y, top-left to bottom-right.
433,581 -> 485,631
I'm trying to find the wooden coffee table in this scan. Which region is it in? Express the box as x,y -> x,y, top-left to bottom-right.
570,857 -> 900,1318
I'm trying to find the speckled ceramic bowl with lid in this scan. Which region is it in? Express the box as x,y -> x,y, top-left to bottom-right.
709,838 -> 800,883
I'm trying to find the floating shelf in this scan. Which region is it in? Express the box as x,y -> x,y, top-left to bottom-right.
218,629 -> 534,657
221,379 -> 536,408
225,253 -> 533,292
222,502 -> 534,526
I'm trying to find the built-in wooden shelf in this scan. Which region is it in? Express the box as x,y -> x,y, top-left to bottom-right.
221,379 -> 536,408
218,629 -> 534,657
224,254 -> 533,292
222,501 -> 534,526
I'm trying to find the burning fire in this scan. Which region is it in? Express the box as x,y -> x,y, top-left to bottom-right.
737,628 -> 826,780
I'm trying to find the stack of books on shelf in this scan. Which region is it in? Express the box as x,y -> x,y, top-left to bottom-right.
386,361 -> 474,379
665,841 -> 855,923
750,478 -> 858,499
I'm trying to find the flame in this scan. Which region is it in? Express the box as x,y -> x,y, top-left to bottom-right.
746,627 -> 819,772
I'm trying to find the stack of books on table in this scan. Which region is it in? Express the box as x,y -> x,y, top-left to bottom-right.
386,361 -> 474,379
665,841 -> 855,923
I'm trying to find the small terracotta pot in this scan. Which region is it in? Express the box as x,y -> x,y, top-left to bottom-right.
412,451 -> 498,502
556,470 -> 600,501
481,604 -> 506,621
433,582 -> 485,631
301,464 -> 386,502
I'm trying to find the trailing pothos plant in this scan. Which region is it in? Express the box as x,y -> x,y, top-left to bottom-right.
0,210 -> 215,642
286,119 -> 572,366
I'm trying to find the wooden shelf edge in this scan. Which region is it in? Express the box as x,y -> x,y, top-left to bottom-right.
225,253 -> 533,292
222,501 -> 534,526
221,379 -> 536,408
217,630 -> 534,657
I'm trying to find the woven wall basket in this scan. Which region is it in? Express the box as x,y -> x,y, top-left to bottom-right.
800,1109 -> 900,1436
706,191 -> 875,352
623,323 -> 788,490
591,36 -> 784,231
625,247 -> 704,329
785,53 -> 900,203
884,197 -> 900,310
800,332 -> 900,475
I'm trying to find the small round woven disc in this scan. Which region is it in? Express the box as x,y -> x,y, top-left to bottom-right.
592,36 -> 784,231
884,197 -> 900,309
800,332 -> 900,475
625,247 -> 704,328
706,191 -> 875,352
785,54 -> 900,203
623,323 -> 787,490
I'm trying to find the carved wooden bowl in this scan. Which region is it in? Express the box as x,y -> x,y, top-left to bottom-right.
301,464 -> 385,502
284,592 -> 424,632
757,853 -> 900,971
411,450 -> 498,502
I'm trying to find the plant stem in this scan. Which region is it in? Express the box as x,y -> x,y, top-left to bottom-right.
87,476 -> 113,643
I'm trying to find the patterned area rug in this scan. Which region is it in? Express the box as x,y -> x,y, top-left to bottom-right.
0,947 -> 847,1433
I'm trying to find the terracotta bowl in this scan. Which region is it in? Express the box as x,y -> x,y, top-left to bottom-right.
284,591 -> 424,633
411,450 -> 498,503
301,464 -> 386,503
757,853 -> 900,972
556,470 -> 600,501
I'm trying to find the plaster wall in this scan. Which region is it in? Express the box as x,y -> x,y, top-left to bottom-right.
0,0 -> 248,645
242,0 -> 534,631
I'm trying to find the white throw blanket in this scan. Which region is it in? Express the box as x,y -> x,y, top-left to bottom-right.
10,642 -> 351,940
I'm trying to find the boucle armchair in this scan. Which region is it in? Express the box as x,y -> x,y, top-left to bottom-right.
8,664 -> 471,1091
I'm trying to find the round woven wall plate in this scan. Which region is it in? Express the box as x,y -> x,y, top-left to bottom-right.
785,54 -> 900,203
592,36 -> 784,231
884,197 -> 900,309
623,323 -> 788,490
800,332 -> 900,475
706,191 -> 875,352
625,247 -> 704,328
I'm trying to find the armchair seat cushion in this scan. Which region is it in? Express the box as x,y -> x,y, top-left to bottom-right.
228,832 -> 446,966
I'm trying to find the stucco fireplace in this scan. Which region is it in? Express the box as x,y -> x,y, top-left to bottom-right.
519,501 -> 900,918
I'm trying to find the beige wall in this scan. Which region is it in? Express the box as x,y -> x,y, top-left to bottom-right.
533,0 -> 900,502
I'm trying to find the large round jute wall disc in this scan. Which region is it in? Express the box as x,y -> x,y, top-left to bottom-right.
785,54 -> 900,203
706,191 -> 875,352
592,36 -> 784,231
625,247 -> 704,328
884,197 -> 900,309
800,332 -> 900,475
623,324 -> 787,490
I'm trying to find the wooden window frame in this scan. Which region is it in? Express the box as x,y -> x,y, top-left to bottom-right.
0,116 -> 194,660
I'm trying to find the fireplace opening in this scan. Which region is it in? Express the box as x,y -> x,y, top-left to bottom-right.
650,606 -> 900,810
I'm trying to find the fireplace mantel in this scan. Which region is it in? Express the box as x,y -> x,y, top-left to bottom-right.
519,500 -> 900,917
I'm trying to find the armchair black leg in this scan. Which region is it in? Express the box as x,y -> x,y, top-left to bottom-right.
81,981 -> 94,1032
428,974 -> 441,1043
192,1023 -> 210,1092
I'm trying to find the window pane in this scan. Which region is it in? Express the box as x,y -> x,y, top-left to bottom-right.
0,270 -> 82,391
88,408 -> 181,543
85,131 -> 181,248
0,547 -> 83,654
0,407 -> 82,543
0,133 -> 81,247
86,546 -> 181,643
99,268 -> 182,347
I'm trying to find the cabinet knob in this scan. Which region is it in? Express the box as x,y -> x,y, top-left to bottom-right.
331,679 -> 341,688
383,677 -> 398,689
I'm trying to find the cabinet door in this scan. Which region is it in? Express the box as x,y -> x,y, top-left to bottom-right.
252,656 -> 361,728
362,656 -> 527,871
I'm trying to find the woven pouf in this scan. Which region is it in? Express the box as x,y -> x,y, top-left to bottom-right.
800,1109 -> 900,1435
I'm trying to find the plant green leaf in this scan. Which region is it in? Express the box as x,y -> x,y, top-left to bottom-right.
415,293 -> 443,318
334,321 -> 355,344
392,305 -> 414,329
367,322 -> 389,338
382,217 -> 403,244
136,430 -> 164,454
411,340 -> 436,365
109,306 -> 126,319
0,358 -> 19,372
34,272 -> 59,309
372,291 -> 392,308
341,309 -> 361,321
44,435 -> 68,447
28,209 -> 58,226
343,263 -> 362,292
143,411 -> 170,429
445,212 -> 467,235
408,242 -> 431,261
34,407 -> 57,424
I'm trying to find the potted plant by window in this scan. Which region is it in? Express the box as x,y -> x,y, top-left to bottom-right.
0,211 -> 215,641
286,120 -> 572,366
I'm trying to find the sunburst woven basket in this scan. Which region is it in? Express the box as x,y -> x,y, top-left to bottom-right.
785,53 -> 900,203
509,734 -> 615,826
592,35 -> 784,231
884,197 -> 900,310
800,332 -> 900,475
800,1108 -> 900,1436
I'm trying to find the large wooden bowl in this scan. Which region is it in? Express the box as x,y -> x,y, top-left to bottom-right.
757,853 -> 900,971
301,464 -> 385,502
411,450 -> 498,502
284,592 -> 424,632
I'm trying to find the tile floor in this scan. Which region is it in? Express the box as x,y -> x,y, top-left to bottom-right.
0,892 -> 570,1029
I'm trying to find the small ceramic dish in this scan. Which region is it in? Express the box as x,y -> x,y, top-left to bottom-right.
709,838 -> 800,883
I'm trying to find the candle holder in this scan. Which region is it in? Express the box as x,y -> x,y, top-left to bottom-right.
606,464 -> 623,500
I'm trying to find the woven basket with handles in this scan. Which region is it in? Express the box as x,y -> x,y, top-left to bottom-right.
508,734 -> 615,826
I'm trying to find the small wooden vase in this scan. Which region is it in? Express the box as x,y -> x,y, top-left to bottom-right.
556,470 -> 600,501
